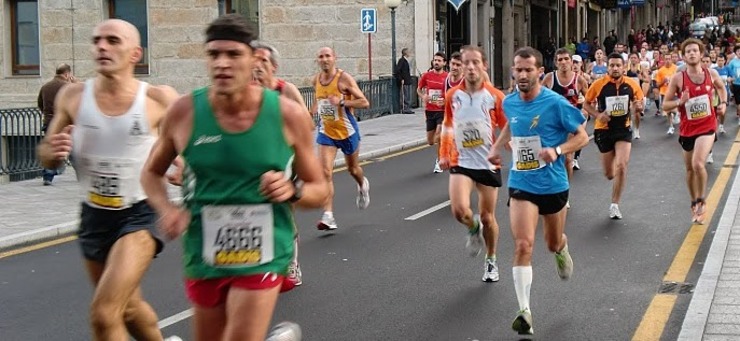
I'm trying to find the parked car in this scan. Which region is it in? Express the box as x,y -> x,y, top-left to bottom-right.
689,16 -> 720,37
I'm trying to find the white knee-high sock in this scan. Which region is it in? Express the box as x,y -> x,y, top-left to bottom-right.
513,266 -> 533,312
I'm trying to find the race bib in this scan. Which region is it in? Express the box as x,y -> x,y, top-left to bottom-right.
428,89 -> 443,105
86,157 -> 135,209
202,204 -> 274,268
686,94 -> 711,120
318,99 -> 338,122
605,95 -> 629,117
455,120 -> 488,149
511,136 -> 545,171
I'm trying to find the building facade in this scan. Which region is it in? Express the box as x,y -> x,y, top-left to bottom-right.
1,0 -> 680,109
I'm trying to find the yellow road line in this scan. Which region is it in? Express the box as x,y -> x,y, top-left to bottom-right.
1,144 -> 430,259
632,131 -> 740,341
0,236 -> 78,260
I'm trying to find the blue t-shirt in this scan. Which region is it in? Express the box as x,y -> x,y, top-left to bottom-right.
727,59 -> 740,86
504,88 -> 586,195
714,65 -> 731,90
592,63 -> 608,80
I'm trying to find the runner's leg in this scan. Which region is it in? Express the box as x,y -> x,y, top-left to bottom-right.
222,286 -> 281,341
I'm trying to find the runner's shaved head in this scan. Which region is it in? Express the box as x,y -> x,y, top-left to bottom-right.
94,19 -> 141,47
317,47 -> 335,57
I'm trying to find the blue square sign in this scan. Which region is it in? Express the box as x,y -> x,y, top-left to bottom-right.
361,8 -> 376,34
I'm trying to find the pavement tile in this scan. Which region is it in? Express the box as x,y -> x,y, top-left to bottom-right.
705,324 -> 740,335
704,334 -> 740,341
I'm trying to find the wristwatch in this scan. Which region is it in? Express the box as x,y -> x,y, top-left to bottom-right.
289,179 -> 304,203
339,99 -> 346,107
720,101 -> 728,106
555,146 -> 563,156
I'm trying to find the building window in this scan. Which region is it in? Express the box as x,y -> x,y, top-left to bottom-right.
10,0 -> 40,76
217,0 -> 260,37
108,0 -> 148,74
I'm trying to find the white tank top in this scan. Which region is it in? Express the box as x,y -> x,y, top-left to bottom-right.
72,79 -> 155,210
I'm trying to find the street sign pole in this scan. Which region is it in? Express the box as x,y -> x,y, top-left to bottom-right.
368,34 -> 372,80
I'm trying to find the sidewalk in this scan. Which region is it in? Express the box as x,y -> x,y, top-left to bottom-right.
0,111 -> 428,251
679,161 -> 740,341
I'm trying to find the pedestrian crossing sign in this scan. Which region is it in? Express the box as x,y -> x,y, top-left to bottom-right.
361,8 -> 377,34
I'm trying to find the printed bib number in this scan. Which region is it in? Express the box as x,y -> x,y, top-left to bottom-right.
202,205 -> 274,268
86,157 -> 134,209
605,95 -> 629,117
511,136 -> 545,171
428,89 -> 443,105
318,99 -> 338,122
455,120 -> 488,149
686,94 -> 711,120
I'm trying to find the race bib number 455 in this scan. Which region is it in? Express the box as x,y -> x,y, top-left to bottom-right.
202,204 -> 274,268
318,99 -> 338,122
511,136 -> 545,171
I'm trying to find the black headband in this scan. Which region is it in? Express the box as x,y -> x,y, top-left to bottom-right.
205,31 -> 252,46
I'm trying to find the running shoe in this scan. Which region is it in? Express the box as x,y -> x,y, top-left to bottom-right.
512,309 -> 534,335
287,260 -> 303,286
719,124 -> 726,134
572,158 -> 581,170
672,113 -> 680,125
465,215 -> 484,257
694,201 -> 707,225
317,212 -> 338,230
555,243 -> 573,280
482,257 -> 499,282
433,159 -> 443,173
609,203 -> 623,219
633,129 -> 640,139
667,126 -> 675,135
356,177 -> 370,209
266,321 -> 302,341
707,152 -> 714,164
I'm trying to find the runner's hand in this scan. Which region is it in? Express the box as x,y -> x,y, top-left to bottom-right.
439,158 -> 451,170
596,113 -> 611,124
679,90 -> 690,106
487,149 -> 503,167
166,156 -> 184,186
49,125 -> 74,161
158,206 -> 190,241
260,170 -> 295,203
539,147 -> 558,163
328,95 -> 342,106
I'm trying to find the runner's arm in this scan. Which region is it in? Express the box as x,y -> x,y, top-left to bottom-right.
582,80 -> 602,118
710,68 -> 729,106
439,90 -> 455,166
541,73 -> 553,89
339,73 -> 370,109
661,73 -> 684,112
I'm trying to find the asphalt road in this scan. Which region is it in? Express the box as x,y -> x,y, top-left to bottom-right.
1,107 -> 738,340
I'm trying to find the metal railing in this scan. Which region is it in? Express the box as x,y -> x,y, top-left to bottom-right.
0,108 -> 44,181
298,77 -> 397,125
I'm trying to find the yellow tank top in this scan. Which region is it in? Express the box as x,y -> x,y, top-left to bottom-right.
314,69 -> 357,140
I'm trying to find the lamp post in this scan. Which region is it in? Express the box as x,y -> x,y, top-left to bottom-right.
385,0 -> 402,114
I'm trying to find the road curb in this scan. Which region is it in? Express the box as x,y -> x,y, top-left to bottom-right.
677,163 -> 740,340
0,139 -> 429,253
333,138 -> 428,168
0,220 -> 79,252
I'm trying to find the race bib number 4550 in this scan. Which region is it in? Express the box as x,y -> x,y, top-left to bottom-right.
686,94 -> 711,120
202,204 -> 274,268
511,136 -> 545,171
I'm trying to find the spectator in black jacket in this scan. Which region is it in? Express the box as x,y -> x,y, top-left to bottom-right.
394,47 -> 414,114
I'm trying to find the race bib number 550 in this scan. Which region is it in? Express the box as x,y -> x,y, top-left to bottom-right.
202,205 -> 274,268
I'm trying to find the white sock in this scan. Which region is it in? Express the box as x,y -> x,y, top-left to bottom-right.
324,211 -> 333,218
512,266 -> 533,312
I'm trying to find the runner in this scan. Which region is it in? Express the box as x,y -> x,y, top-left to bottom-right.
488,47 -> 588,336
662,38 -> 728,224
417,52 -> 449,173
251,41 -> 308,286
583,53 -> 644,219
571,54 -> 589,170
439,46 -> 506,282
656,51 -> 680,134
37,19 -> 180,341
589,49 -> 608,81
311,47 -> 371,231
542,48 -> 589,183
626,52 -> 645,139
444,51 -> 464,93
714,53 -> 730,133
727,45 -> 740,123
139,14 -> 328,340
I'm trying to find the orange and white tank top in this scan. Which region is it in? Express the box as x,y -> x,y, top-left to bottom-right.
314,69 -> 356,140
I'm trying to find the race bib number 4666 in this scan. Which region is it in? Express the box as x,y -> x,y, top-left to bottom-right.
202,205 -> 274,268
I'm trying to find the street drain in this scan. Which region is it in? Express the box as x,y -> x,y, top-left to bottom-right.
658,281 -> 694,294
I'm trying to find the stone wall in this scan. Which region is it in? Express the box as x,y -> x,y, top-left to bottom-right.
261,0 -> 416,86
0,0 -> 417,107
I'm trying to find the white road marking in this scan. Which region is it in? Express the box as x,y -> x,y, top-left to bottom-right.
404,200 -> 451,221
158,308 -> 193,329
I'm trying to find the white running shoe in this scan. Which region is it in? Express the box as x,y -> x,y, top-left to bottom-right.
707,152 -> 714,164
482,257 -> 499,282
555,243 -> 574,280
609,203 -> 622,219
356,177 -> 370,209
266,321 -> 302,341
465,215 -> 484,257
719,124 -> 726,134
672,113 -> 681,125
164,337 -> 183,341
317,212 -> 338,230
433,159 -> 443,173
512,309 -> 534,335
667,126 -> 675,135
572,158 -> 581,170
566,200 -> 571,209
633,129 -> 640,139
287,260 -> 302,286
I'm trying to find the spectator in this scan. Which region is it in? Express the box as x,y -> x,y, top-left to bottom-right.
37,63 -> 75,186
394,47 -> 414,114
